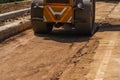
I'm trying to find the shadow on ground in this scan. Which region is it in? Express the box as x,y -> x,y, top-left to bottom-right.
35,28 -> 92,43
98,23 -> 120,32
35,22 -> 120,43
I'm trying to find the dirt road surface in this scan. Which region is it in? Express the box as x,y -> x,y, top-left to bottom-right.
0,0 -> 30,14
0,1 -> 120,80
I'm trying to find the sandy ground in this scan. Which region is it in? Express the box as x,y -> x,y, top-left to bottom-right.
0,1 -> 120,80
0,0 -> 30,27
86,26 -> 120,80
0,0 -> 31,14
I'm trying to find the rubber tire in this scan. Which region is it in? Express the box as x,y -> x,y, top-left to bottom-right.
75,0 -> 95,36
31,2 -> 53,34
32,21 -> 53,34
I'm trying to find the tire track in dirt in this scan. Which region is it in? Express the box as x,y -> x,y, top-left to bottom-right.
0,30 -> 99,80
0,1 -> 119,80
50,37 -> 99,80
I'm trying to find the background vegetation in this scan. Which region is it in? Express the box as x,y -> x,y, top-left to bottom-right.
0,0 -> 24,4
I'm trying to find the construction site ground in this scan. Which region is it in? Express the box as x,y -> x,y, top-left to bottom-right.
0,1 -> 120,80
0,0 -> 30,14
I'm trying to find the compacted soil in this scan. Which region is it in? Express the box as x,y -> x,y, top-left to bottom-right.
0,1 -> 120,80
0,0 -> 31,14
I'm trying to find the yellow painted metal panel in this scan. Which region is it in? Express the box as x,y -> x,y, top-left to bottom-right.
44,5 -> 72,23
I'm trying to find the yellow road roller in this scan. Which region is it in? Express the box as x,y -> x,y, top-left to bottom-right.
31,0 -> 96,35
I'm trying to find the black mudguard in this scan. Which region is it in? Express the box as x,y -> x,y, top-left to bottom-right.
74,0 -> 96,35
74,0 -> 91,23
31,0 -> 44,21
